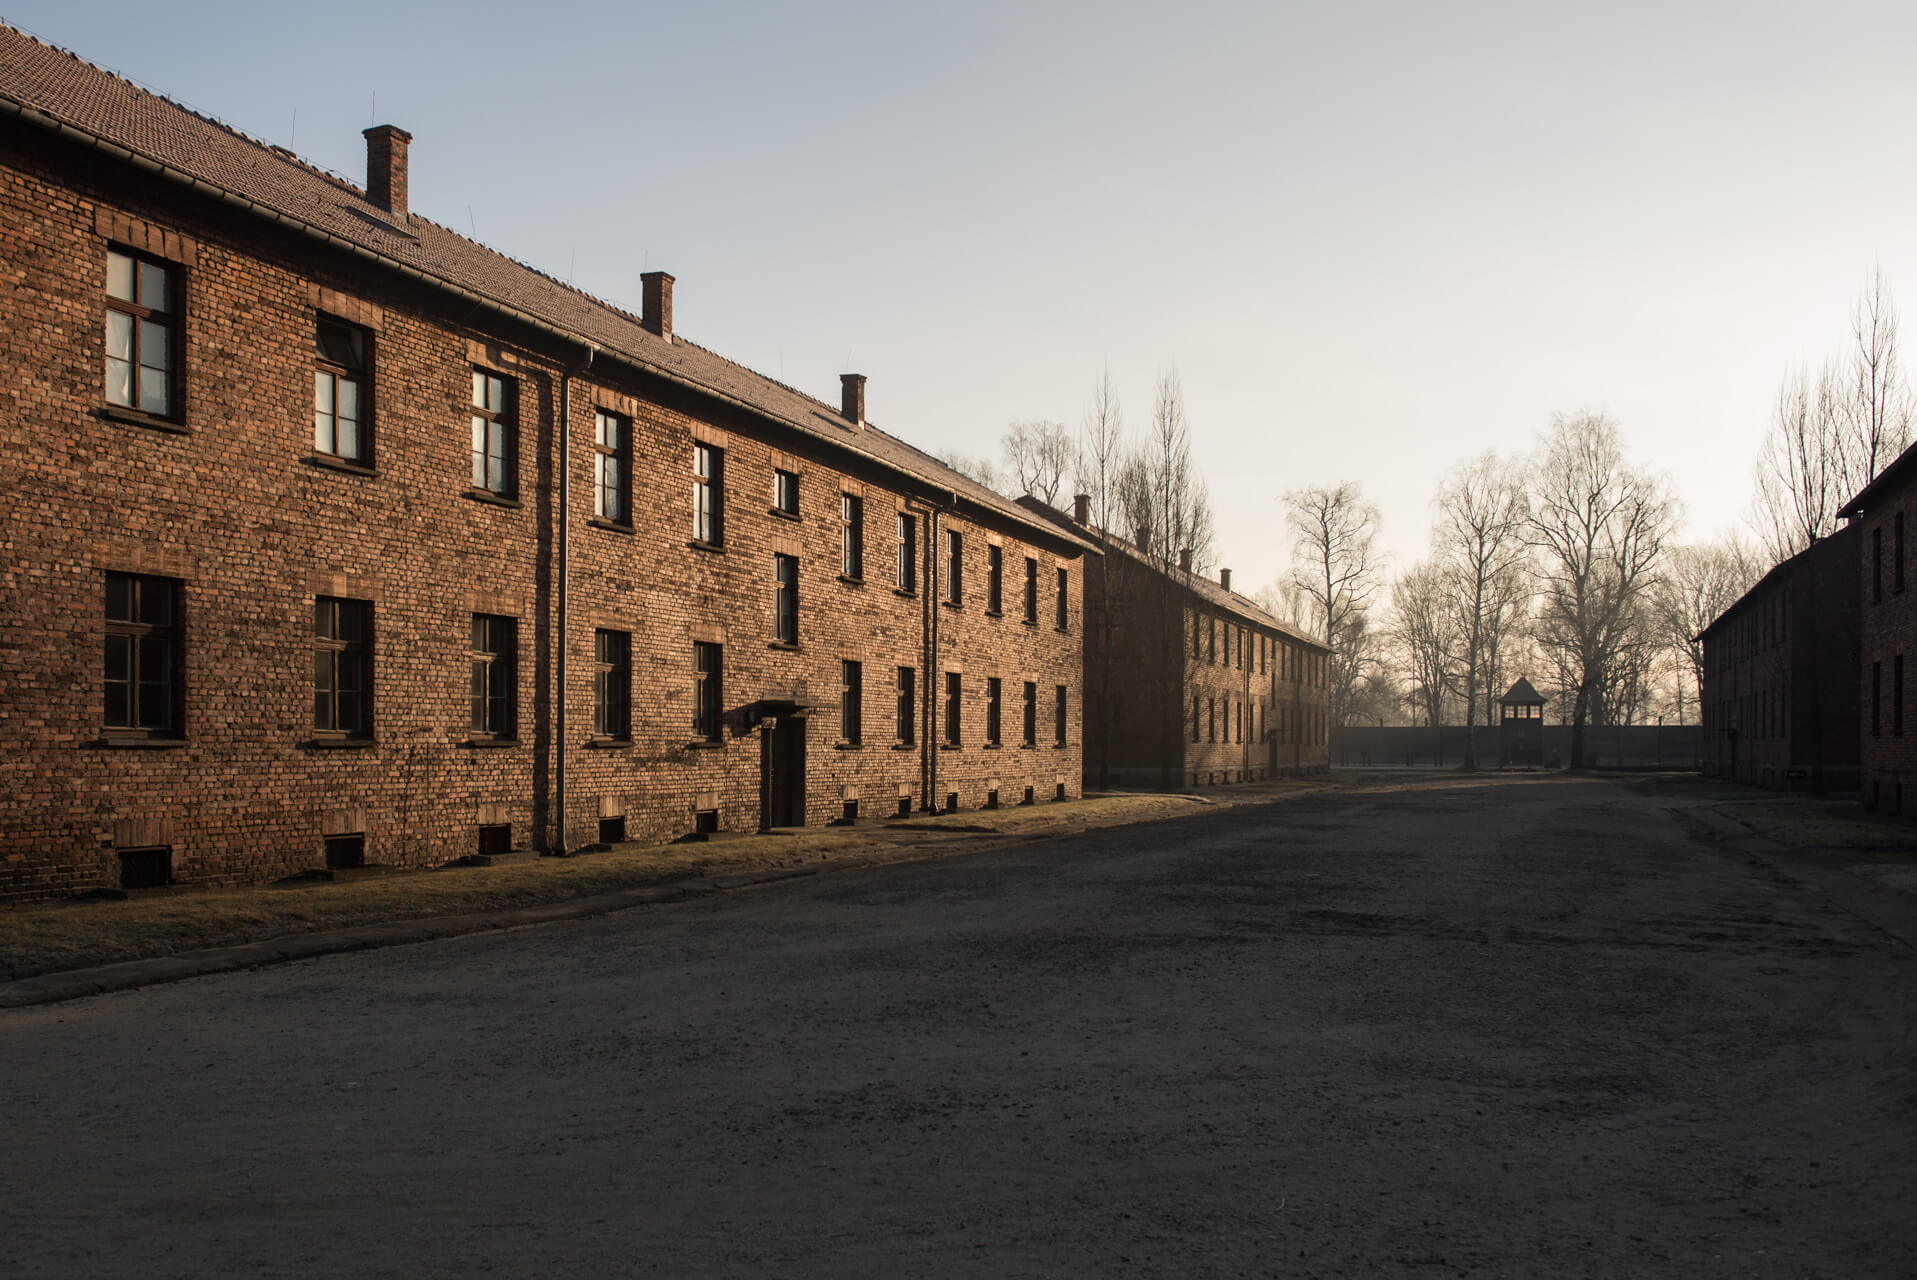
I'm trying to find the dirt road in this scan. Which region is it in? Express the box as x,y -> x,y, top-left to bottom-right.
4,774 -> 1913,1278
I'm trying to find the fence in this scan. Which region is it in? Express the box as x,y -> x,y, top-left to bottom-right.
1329,724 -> 1702,771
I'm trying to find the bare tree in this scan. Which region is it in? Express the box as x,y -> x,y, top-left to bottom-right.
1431,452 -> 1531,767
1752,268 -> 1914,559
1003,419 -> 1073,508
934,449 -> 1005,495
1074,369 -> 1128,791
1390,560 -> 1455,737
1073,369 -> 1125,533
1528,412 -> 1676,768
1283,482 -> 1383,727
1656,536 -> 1762,722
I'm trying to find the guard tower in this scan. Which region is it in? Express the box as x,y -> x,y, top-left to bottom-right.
1498,677 -> 1547,768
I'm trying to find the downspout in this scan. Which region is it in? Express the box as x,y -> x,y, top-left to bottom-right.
555,346 -> 596,854
922,500 -> 941,812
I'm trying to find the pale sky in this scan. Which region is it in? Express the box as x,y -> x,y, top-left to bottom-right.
16,0 -> 1917,594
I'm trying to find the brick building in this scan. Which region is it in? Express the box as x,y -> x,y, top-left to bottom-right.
1023,498 -> 1330,789
0,28 -> 1091,903
1839,445 -> 1917,811
1697,525 -> 1859,793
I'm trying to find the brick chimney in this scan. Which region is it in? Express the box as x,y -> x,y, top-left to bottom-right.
641,271 -> 674,341
1072,493 -> 1090,525
1179,548 -> 1193,574
1220,568 -> 1232,592
840,373 -> 866,427
363,125 -> 412,220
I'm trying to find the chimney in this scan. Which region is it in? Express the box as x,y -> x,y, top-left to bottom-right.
840,373 -> 866,427
1220,568 -> 1232,592
1179,548 -> 1193,574
641,271 -> 674,341
363,125 -> 412,220
1072,493 -> 1090,525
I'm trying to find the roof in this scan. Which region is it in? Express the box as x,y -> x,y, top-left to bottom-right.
1695,523 -> 1858,642
0,24 -> 1091,556
1499,677 -> 1546,705
1015,498 -> 1327,650
1837,438 -> 1917,519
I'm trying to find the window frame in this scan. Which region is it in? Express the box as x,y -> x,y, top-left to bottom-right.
1022,680 -> 1037,747
468,613 -> 517,739
840,659 -> 863,745
896,665 -> 916,744
593,628 -> 632,741
104,572 -> 183,737
103,247 -> 180,422
1022,557 -> 1038,625
773,553 -> 800,645
986,676 -> 1002,746
944,671 -> 962,746
986,545 -> 1003,614
693,443 -> 725,547
896,512 -> 918,593
594,409 -> 632,526
314,317 -> 371,465
841,494 -> 864,580
693,641 -> 724,741
1055,567 -> 1068,630
773,468 -> 800,518
470,369 -> 516,498
1055,684 -> 1068,746
314,596 -> 372,739
944,529 -> 963,605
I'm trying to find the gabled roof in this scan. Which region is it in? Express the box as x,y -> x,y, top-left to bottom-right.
1499,677 -> 1546,705
0,23 -> 1091,554
1015,497 -> 1327,650
1837,438 -> 1917,519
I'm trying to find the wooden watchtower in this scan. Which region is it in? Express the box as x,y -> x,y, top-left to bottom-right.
1498,677 -> 1547,768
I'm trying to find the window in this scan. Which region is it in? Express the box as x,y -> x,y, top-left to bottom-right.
987,546 -> 1004,613
1208,697 -> 1216,742
944,530 -> 963,604
1055,567 -> 1068,629
693,641 -> 723,740
693,443 -> 724,545
314,597 -> 370,737
774,468 -> 799,517
1897,655 -> 1905,737
1208,617 -> 1216,664
469,614 -> 516,738
1192,696 -> 1201,742
324,834 -> 365,870
1023,557 -> 1038,624
471,370 -> 514,496
897,513 -> 917,592
595,410 -> 630,524
896,666 -> 916,743
104,573 -> 181,735
314,319 -> 369,463
840,494 -> 864,579
944,672 -> 962,745
594,629 -> 631,740
1899,513 -> 1907,593
1873,527 -> 1883,604
1055,684 -> 1067,746
986,676 -> 1002,746
840,660 -> 862,745
774,554 -> 799,644
104,249 -> 176,418
1022,681 -> 1037,746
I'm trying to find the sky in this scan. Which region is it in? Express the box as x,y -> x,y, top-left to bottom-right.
15,0 -> 1917,595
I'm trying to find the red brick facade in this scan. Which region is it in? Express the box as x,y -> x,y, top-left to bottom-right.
1697,527 -> 1859,793
1022,501 -> 1331,789
0,31 -> 1087,902
1840,446 -> 1917,811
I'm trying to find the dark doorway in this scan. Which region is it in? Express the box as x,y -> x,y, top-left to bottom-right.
763,714 -> 807,829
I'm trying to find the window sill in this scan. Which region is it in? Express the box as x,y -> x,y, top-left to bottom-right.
892,742 -> 916,751
306,736 -> 377,749
465,488 -> 521,509
308,453 -> 377,478
1054,627 -> 1070,635
839,574 -> 865,587
1022,619 -> 1039,628
589,517 -> 635,535
685,739 -> 725,750
982,742 -> 1002,750
834,740 -> 864,751
98,405 -> 189,434
587,737 -> 632,749
95,736 -> 187,748
1019,743 -> 1037,751
894,588 -> 918,599
461,736 -> 520,748
941,599 -> 963,611
984,609 -> 1003,619
768,507 -> 801,522
769,641 -> 803,653
688,539 -> 726,555
941,742 -> 962,751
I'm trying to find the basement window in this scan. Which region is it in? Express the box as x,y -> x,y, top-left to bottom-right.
477,823 -> 512,856
117,846 -> 172,890
323,834 -> 366,870
694,809 -> 720,835
598,816 -> 626,845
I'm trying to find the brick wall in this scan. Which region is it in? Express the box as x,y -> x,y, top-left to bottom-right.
0,120 -> 1085,903
1854,476 -> 1917,810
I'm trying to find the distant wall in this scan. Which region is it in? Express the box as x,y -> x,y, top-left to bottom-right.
1329,724 -> 1703,770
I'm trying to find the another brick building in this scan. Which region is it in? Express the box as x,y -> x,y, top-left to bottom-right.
1023,498 -> 1330,790
1839,445 -> 1917,811
0,28 -> 1091,903
1697,525 -> 1859,793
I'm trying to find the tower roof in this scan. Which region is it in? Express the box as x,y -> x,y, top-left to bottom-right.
1499,677 -> 1546,706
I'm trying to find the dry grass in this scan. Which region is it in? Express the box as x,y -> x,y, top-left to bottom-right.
1710,794 -> 1917,857
0,788 -> 1295,981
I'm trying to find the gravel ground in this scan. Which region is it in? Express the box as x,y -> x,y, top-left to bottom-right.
3,773 -> 1913,1278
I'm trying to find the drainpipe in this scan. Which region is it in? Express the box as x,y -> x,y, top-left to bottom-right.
921,499 -> 940,812
555,345 -> 596,854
